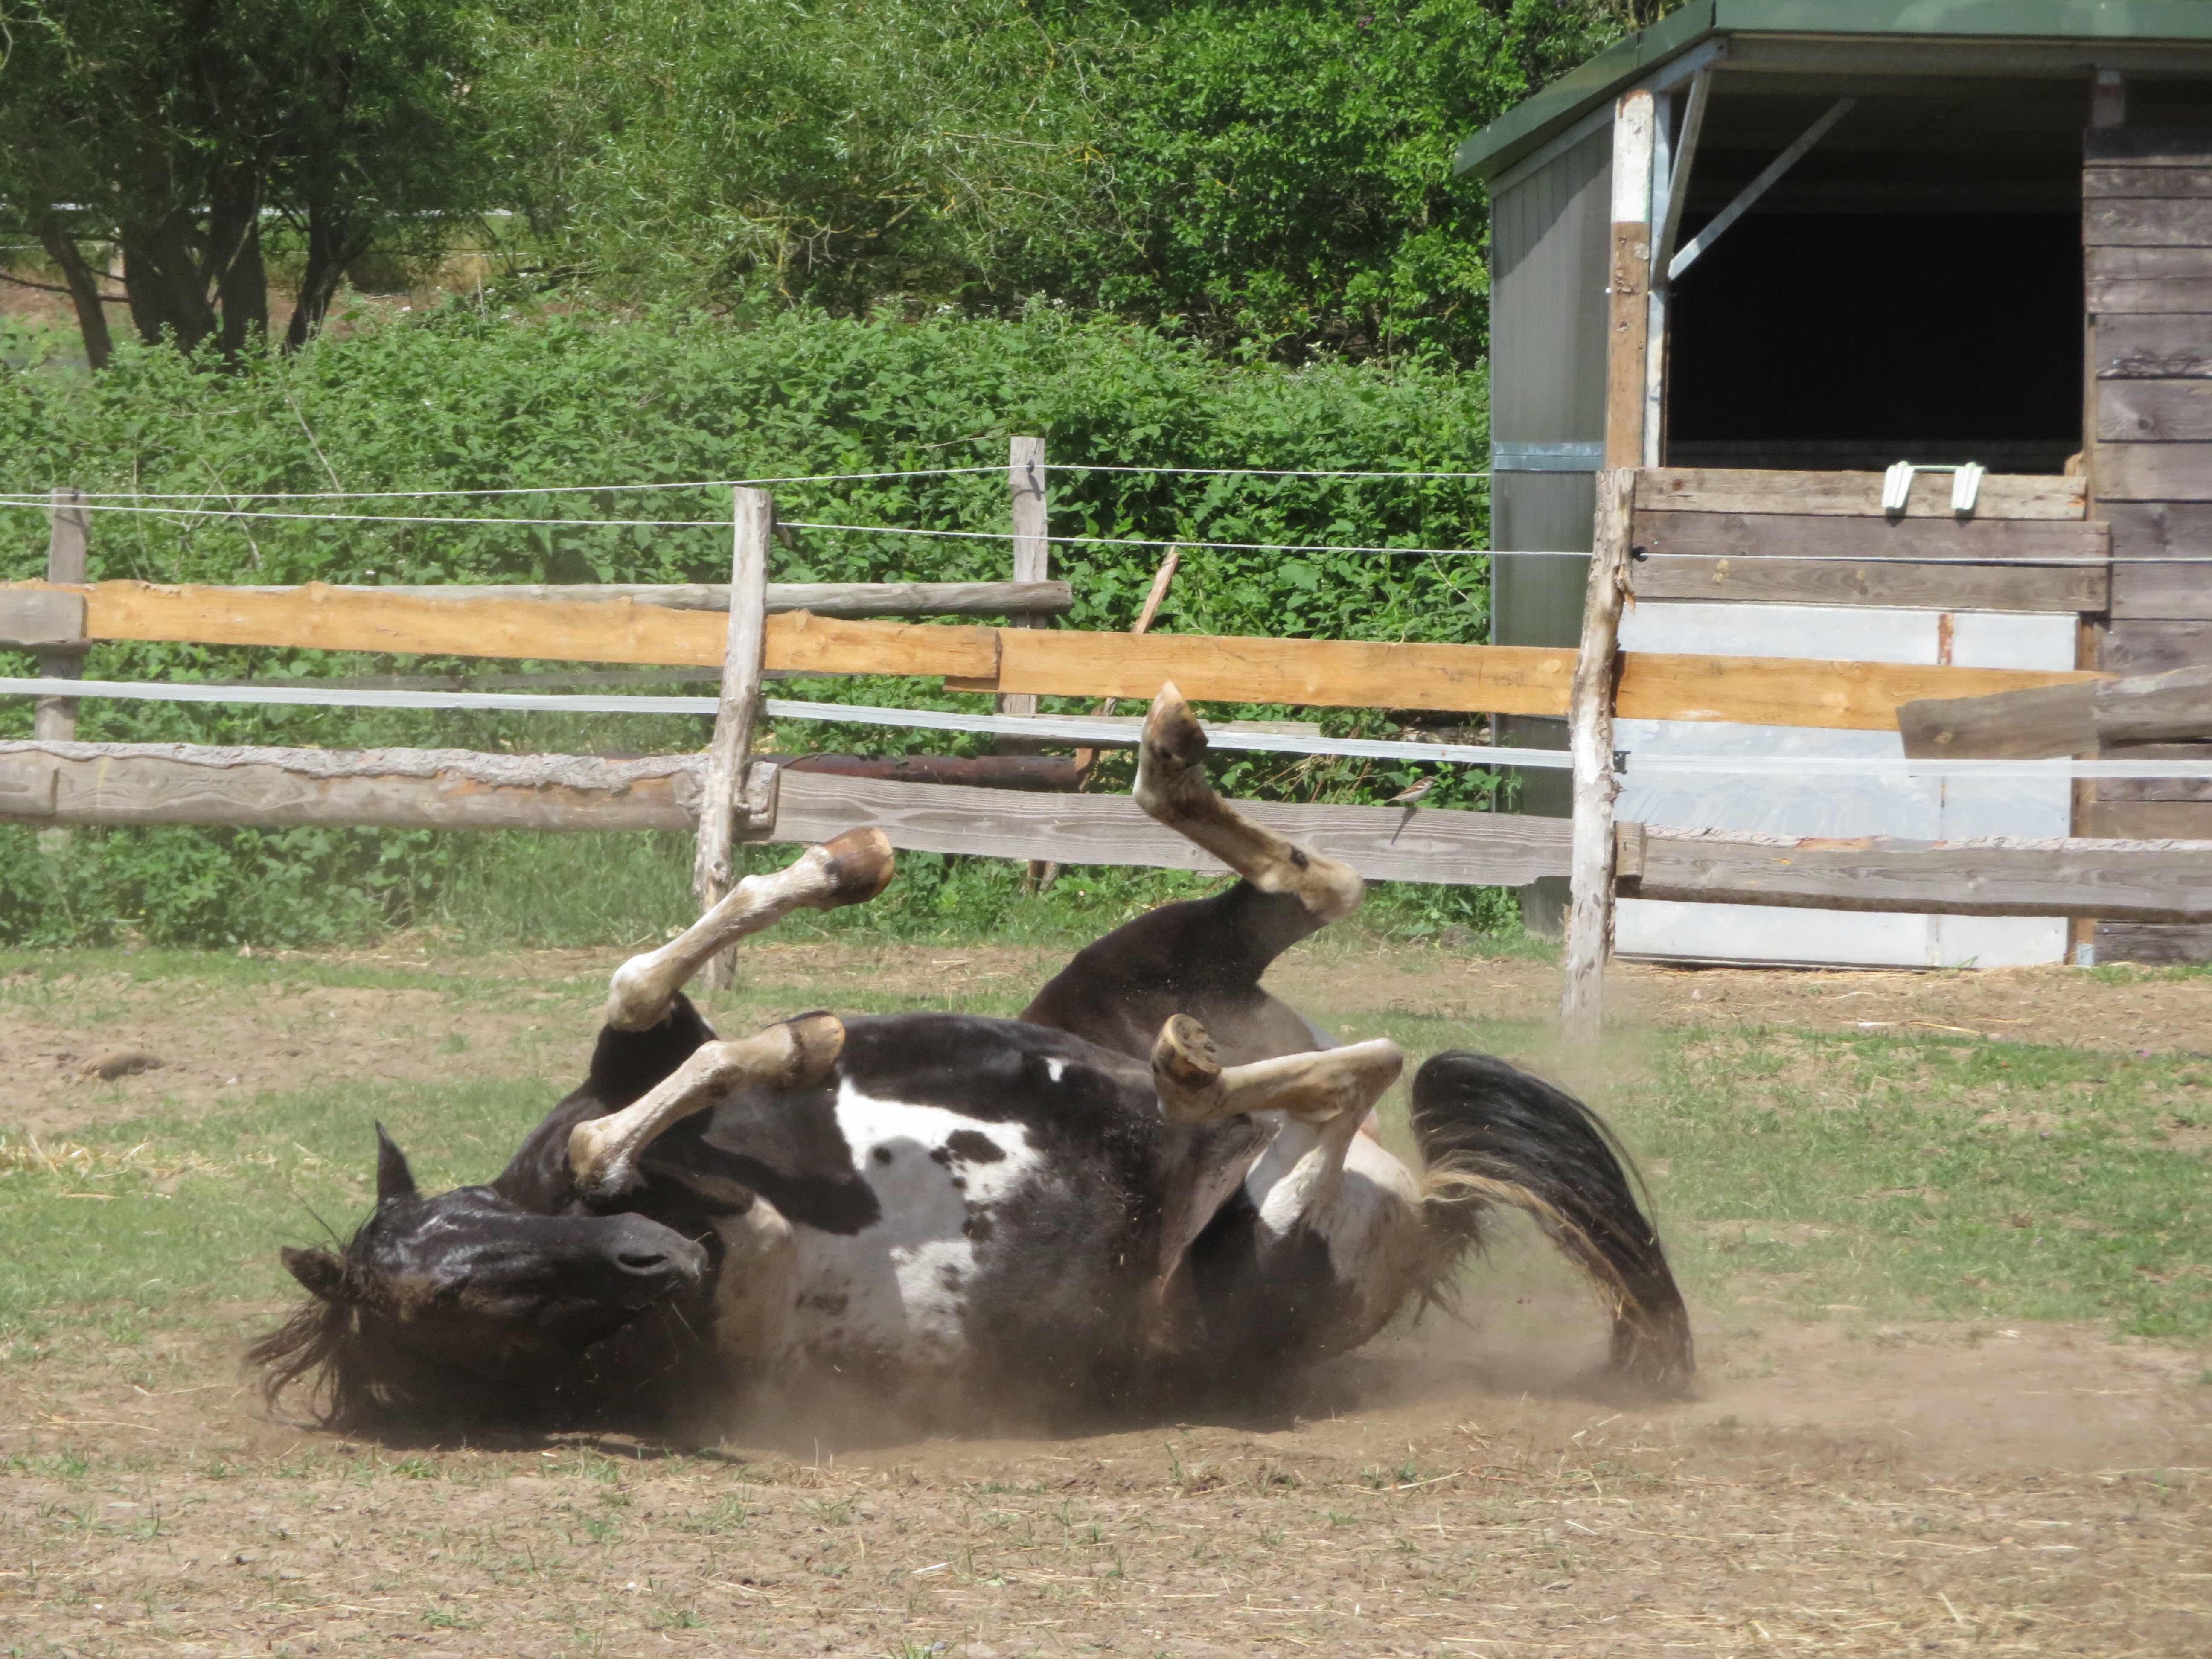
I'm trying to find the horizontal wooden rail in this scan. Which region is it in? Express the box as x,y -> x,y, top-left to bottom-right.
0,739 -> 1572,885
7,739 -> 2202,917
224,580 -> 1074,618
6,581 -> 2097,729
1628,512 -> 2110,613
0,740 -> 705,832
1635,468 -> 2089,520
1898,663 -> 2212,759
768,772 -> 1573,885
1627,826 -> 2212,924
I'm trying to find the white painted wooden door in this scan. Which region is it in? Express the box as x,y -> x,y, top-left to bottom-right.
1612,602 -> 2074,968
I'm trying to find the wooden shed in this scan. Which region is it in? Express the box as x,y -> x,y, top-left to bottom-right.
1457,0 -> 2212,966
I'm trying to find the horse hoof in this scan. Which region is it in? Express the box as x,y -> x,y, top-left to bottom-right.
1152,1014 -> 1222,1124
816,828 -> 896,908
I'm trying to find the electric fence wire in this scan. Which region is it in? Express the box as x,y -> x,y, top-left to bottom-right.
0,461 -> 1491,501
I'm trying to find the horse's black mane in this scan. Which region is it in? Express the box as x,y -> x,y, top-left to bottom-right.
247,1215 -> 491,1432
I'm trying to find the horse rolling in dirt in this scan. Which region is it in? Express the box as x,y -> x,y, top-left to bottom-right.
255,685 -> 1693,1433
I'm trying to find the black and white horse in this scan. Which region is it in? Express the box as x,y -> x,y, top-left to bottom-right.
255,687 -> 1692,1432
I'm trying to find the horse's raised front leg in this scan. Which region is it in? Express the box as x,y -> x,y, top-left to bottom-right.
568,1014 -> 846,1204
604,828 -> 894,1031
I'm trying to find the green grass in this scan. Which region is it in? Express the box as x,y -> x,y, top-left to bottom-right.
1605,1027 -> 2212,1342
0,963 -> 2204,1368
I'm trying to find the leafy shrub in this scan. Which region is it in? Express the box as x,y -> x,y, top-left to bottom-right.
0,302 -> 1516,947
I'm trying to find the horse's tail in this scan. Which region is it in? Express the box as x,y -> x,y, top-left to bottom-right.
1409,1050 -> 1694,1394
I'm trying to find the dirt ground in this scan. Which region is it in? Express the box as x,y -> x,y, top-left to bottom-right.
3,946 -> 2209,1656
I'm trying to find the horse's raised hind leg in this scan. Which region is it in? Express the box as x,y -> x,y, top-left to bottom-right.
1134,683 -> 1362,925
568,1013 -> 846,1203
1150,1014 -> 1400,1131
1147,1014 -> 1423,1362
604,829 -> 894,1031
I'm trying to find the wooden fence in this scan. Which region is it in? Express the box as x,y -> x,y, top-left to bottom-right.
5,457 -> 2208,1028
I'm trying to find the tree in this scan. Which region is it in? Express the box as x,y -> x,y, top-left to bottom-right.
480,0 -> 1624,365
0,0 -> 492,365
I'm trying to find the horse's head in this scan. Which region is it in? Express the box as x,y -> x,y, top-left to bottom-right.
253,1126 -> 708,1429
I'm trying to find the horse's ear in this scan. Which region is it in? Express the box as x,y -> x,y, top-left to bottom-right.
281,1246 -> 348,1303
374,1123 -> 418,1205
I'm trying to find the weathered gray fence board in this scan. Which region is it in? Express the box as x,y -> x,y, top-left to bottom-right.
1628,829 -> 2212,923
0,742 -> 703,832
770,771 -> 1575,886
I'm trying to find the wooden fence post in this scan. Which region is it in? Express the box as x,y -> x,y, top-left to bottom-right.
35,489 -> 89,745
1003,436 -> 1048,720
35,489 -> 89,853
1006,434 -> 1053,888
1560,468 -> 1636,1039
693,486 -> 774,991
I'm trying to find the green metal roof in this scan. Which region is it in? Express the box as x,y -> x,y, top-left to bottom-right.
1456,0 -> 2212,181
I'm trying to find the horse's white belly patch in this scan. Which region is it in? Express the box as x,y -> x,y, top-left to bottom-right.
785,1084 -> 1040,1370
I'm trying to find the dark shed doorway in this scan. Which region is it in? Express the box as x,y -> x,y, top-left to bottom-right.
1664,81 -> 2090,474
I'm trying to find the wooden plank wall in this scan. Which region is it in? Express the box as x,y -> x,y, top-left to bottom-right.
2087,127 -> 2212,959
1630,469 -> 2105,613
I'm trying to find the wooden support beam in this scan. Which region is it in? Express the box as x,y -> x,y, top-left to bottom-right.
1605,91 -> 1656,471
694,488 -> 774,991
1625,827 -> 2212,924
1666,99 -> 1854,282
1562,469 -> 1633,1039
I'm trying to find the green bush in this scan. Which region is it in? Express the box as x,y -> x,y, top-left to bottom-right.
0,302 -> 1517,949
